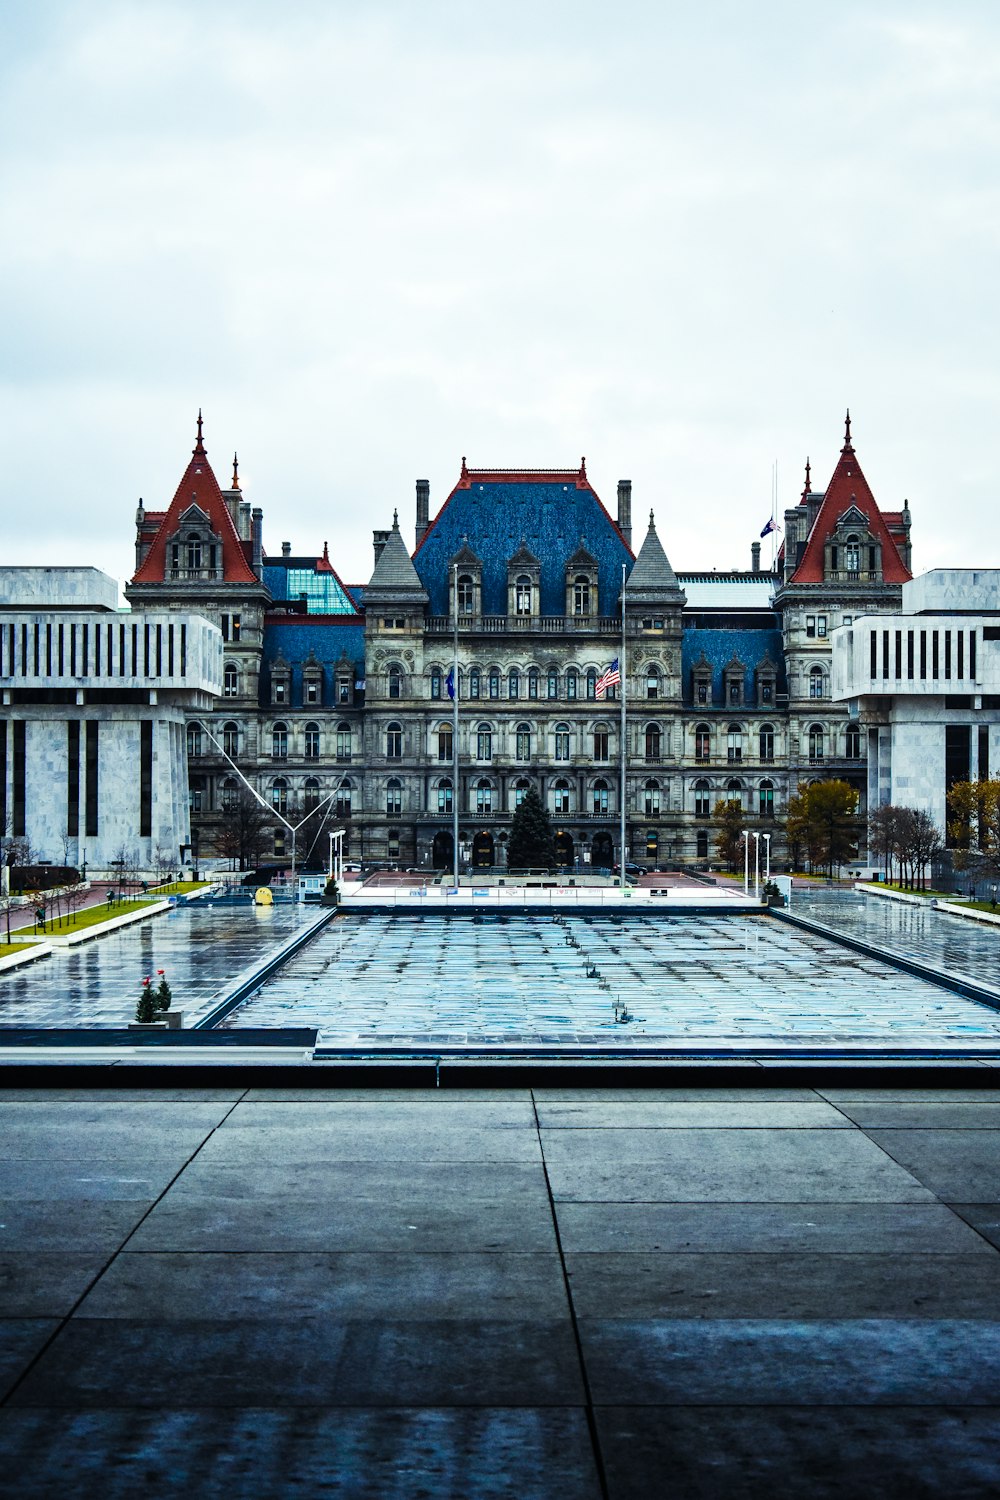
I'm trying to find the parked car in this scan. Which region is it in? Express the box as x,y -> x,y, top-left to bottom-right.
612,863 -> 644,878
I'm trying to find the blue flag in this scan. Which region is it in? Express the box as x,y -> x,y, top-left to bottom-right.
446,667 -> 455,700
760,516 -> 780,538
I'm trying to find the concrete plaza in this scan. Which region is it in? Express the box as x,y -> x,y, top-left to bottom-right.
3,1082 -> 1000,1496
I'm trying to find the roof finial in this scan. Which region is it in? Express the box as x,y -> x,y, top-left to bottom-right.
231,452 -> 240,490
649,509 -> 655,528
580,456 -> 587,476
323,540 -> 329,561
843,408 -> 853,450
392,508 -> 399,528
194,408 -> 204,453
460,456 -> 468,479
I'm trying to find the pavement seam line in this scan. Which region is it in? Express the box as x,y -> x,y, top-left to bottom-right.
0,1087 -> 251,1408
531,1088 -> 611,1500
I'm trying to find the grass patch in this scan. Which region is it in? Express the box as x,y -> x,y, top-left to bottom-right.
28,899 -> 158,936
871,882 -> 952,898
950,898 -> 1000,915
0,940 -> 41,957
149,880 -> 211,895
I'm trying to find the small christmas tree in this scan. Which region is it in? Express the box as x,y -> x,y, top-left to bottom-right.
135,977 -> 158,1023
507,785 -> 557,871
154,969 -> 172,1013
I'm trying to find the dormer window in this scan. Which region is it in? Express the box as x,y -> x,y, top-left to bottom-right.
723,658 -> 745,707
565,542 -> 599,619
573,576 -> 591,616
457,576 -> 474,613
845,536 -> 860,572
515,576 -> 532,615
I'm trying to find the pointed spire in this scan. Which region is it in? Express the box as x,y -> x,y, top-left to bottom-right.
649,509 -> 655,528
392,508 -> 399,528
194,408 -> 205,455
231,452 -> 240,490
626,511 -> 686,604
580,456 -> 587,479
843,408 -> 853,452
802,457 -> 811,497
461,456 -> 468,479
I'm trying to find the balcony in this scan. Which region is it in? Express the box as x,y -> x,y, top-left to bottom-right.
425,615 -> 622,635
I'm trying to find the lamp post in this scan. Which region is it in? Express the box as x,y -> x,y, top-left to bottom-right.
762,832 -> 772,886
741,830 -> 749,896
752,831 -> 761,899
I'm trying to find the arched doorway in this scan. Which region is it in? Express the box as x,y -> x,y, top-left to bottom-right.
554,831 -> 574,869
591,831 -> 614,869
472,831 -> 494,868
432,831 -> 453,870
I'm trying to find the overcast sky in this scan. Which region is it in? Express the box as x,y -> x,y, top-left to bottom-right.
3,0 -> 998,593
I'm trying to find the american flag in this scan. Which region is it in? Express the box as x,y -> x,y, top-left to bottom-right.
595,658 -> 621,698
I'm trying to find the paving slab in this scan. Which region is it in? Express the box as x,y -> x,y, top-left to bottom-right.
0,1319 -> 60,1401
78,1252 -> 569,1321
818,1089 -> 1000,1104
0,1161 -> 179,1201
596,1405 -> 1000,1500
834,1102 -> 1000,1128
948,1205 -> 1000,1251
532,1087 -> 822,1102
0,1088 -> 247,1102
12,1319 -> 585,1407
581,1318 -> 1000,1405
543,1128 -> 935,1202
197,1122 -> 542,1164
553,1200 -> 994,1254
164,1159 -> 552,1203
129,1192 -> 559,1253
0,1407 -> 601,1500
0,1253 -> 108,1316
241,1088 -> 533,1103
536,1101 -> 849,1129
565,1252 -> 1000,1319
861,1129 -> 1000,1200
0,1101 -> 235,1128
0,1124 -> 216,1161
0,1200 -> 156,1251
223,1100 -> 536,1128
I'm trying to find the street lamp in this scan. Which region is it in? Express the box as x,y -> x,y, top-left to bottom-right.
762,832 -> 772,886
741,830 -> 750,896
751,831 -> 761,899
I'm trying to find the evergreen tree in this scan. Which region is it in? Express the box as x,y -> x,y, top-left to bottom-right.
135,978 -> 158,1023
507,786 -> 557,870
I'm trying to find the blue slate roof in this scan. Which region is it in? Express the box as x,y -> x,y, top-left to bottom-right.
681,627 -> 786,708
260,620 -> 365,709
413,475 -> 633,616
263,563 -> 355,615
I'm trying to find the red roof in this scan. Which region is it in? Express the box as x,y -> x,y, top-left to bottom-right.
790,435 -> 910,585
132,421 -> 258,586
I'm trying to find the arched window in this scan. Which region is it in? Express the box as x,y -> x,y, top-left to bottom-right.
759,779 -> 774,818
726,779 -> 743,805
488,668 -> 500,699
695,723 -> 711,761
727,724 -> 743,763
458,574 -> 474,614
516,723 -> 531,761
593,724 -> 610,761
386,777 -> 402,816
644,779 -> 660,816
437,777 -> 453,813
573,576 -> 591,616
272,722 -> 288,759
271,777 -> 288,815
336,722 -> 352,760
528,668 -> 539,699
388,666 -> 403,700
186,533 -> 202,571
645,723 -> 661,762
508,668 -> 520,700
645,667 -> 660,700
759,723 -> 774,762
694,779 -> 711,818
476,723 -> 492,761
386,721 -> 403,758
809,665 -> 825,699
186,724 -> 202,757
223,721 -> 239,757
809,723 -> 825,761
335,779 -> 352,816
547,668 -> 559,699
476,778 -> 494,813
469,667 -> 480,700
304,777 -> 320,811
513,777 -> 531,808
437,722 -> 453,762
846,722 -> 862,758
515,576 -> 532,615
223,664 -> 239,698
221,776 -> 239,810
554,723 -> 570,761
430,667 -> 442,700
592,778 -> 610,814
845,535 -> 861,572
586,668 -> 597,700
552,778 -> 571,814
566,668 -> 578,700
304,722 -> 320,758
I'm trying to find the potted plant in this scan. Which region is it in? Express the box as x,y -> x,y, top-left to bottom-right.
762,879 -> 784,908
129,975 -> 167,1029
154,968 -> 183,1029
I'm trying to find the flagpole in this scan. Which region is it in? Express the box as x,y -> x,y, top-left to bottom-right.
452,562 -> 460,888
620,562 -> 627,892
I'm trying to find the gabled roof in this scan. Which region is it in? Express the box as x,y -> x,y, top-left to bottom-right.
450,538 -> 483,569
413,460 -> 634,615
508,539 -> 541,570
366,512 -> 428,596
566,539 -> 599,570
132,415 -> 259,586
626,512 -> 686,603
790,416 -> 911,585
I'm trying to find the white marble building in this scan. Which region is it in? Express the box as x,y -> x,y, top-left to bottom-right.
0,567 -> 222,873
832,568 -> 1000,833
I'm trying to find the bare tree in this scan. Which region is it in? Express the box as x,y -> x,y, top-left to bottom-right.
214,789 -> 274,871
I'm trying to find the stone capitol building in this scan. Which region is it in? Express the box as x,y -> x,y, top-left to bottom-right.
124,413 -> 913,873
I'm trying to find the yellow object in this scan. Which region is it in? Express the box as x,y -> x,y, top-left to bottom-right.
254,887 -> 273,906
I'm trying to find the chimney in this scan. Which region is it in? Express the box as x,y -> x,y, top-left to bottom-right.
252,508 -> 264,580
415,479 -> 430,548
281,541 -> 291,557
751,541 -> 761,573
617,480 -> 632,547
373,529 -> 389,565
239,500 -> 252,543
